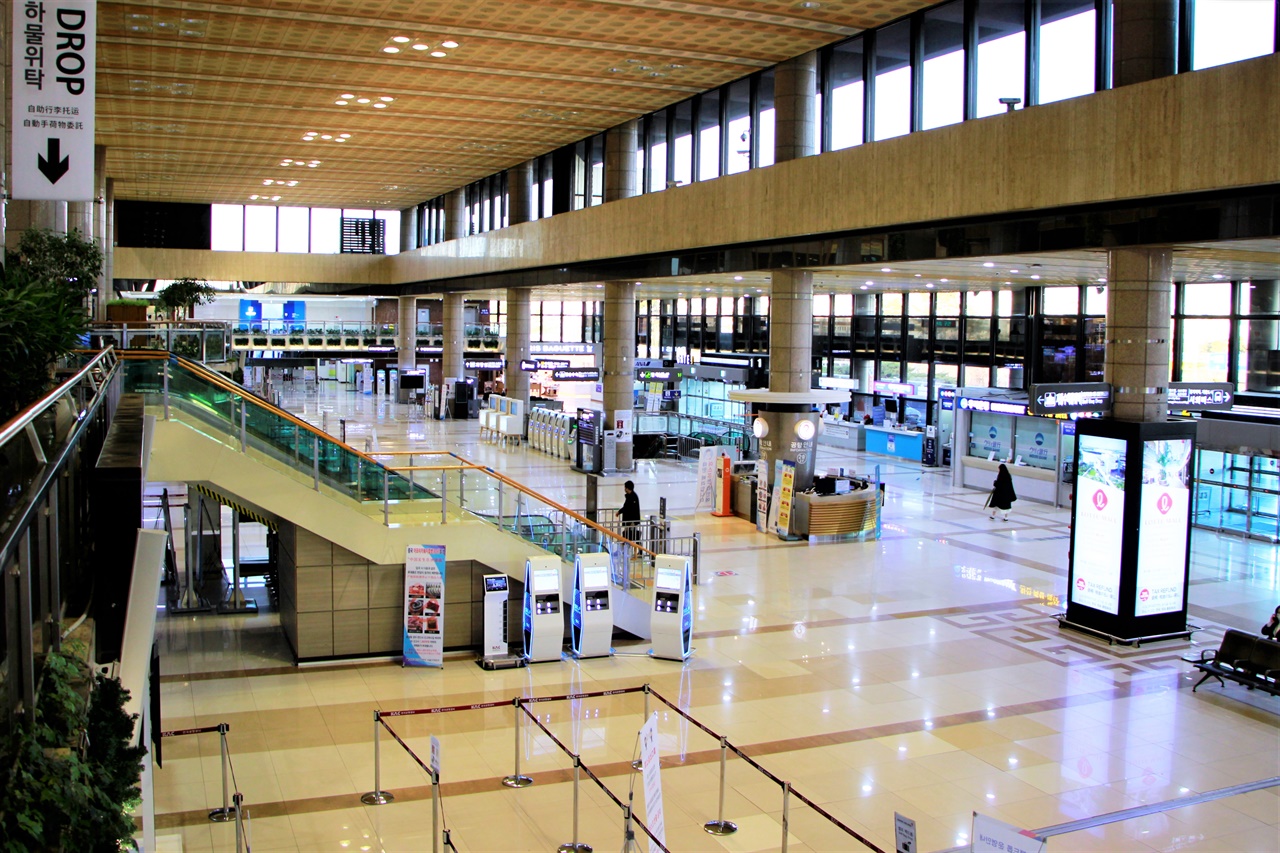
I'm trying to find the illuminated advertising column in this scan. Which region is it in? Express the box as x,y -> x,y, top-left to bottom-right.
1064,419 -> 1196,643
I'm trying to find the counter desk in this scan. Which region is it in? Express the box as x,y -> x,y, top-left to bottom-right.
817,420 -> 866,451
862,425 -> 923,462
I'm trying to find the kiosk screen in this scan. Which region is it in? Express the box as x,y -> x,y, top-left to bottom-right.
532,568 -> 559,593
582,565 -> 609,589
484,576 -> 508,593
655,567 -> 684,590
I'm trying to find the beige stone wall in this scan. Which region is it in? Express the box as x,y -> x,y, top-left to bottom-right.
116,53 -> 1280,287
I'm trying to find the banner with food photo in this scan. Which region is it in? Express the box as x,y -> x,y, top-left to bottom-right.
404,545 -> 446,668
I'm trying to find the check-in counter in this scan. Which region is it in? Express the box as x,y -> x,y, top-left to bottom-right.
793,488 -> 880,538
863,425 -> 923,461
818,418 -> 866,451
961,456 -> 1057,503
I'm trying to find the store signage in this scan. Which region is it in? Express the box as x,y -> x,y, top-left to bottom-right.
416,346 -> 442,354
531,342 -> 595,355
1167,382 -> 1234,411
1134,439 -> 1191,617
11,0 -> 96,201
464,358 -> 504,370
939,388 -> 956,411
637,368 -> 681,382
958,397 -> 1029,416
552,368 -> 600,382
1029,383 -> 1112,416
367,345 -> 395,353
873,380 -> 917,396
1070,435 -> 1127,615
819,377 -> 859,390
403,544 -> 445,668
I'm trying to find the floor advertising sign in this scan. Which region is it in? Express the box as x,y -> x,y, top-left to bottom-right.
1134,439 -> 1192,616
1069,434 -> 1128,614
775,459 -> 797,537
404,545 -> 445,667
970,812 -> 1045,853
638,712 -> 666,851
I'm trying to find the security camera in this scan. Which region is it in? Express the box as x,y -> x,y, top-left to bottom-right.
1094,286 -> 1104,294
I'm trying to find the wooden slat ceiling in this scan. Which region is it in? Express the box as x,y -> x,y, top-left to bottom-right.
99,0 -> 936,209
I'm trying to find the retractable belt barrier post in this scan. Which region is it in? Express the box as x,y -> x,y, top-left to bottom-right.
158,723 -> 236,824
361,708 -> 395,805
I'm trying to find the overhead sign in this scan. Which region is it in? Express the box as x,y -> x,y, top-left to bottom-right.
552,368 -> 600,382
1029,383 -> 1112,416
12,1 -> 96,201
939,388 -> 957,411
464,358 -> 504,370
531,342 -> 595,355
958,396 -> 1029,416
819,377 -> 859,390
873,380 -> 917,396
637,368 -> 682,382
1167,382 -> 1234,411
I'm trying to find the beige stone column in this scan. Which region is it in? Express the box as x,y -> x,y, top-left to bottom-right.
602,281 -> 637,416
603,120 -> 639,203
442,292 -> 464,380
505,288 -> 532,415
93,146 -> 108,318
1113,0 -> 1178,86
445,189 -> 467,241
1104,248 -> 1172,422
397,296 -> 417,370
775,51 -> 818,163
67,201 -> 92,239
768,270 -> 814,393
507,160 -> 534,225
104,178 -> 116,301
399,205 -> 418,252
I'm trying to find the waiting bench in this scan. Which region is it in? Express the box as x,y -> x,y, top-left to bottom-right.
1192,629 -> 1280,696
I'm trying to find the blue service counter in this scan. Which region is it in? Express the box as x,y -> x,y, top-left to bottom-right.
863,425 -> 923,461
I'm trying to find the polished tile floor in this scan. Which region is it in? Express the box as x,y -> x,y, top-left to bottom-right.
149,381 -> 1280,852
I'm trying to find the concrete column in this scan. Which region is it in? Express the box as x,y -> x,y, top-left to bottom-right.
93,145 -> 108,318
104,178 -> 116,301
399,205 -> 418,252
774,51 -> 818,163
67,202 -> 92,240
1104,248 -> 1172,422
51,202 -> 68,235
1113,0 -> 1178,87
1245,280 -> 1280,392
506,288 -> 532,412
768,270 -> 814,393
442,292 -> 464,380
6,200 -> 59,249
603,120 -> 639,203
445,189 -> 467,241
507,160 -> 534,225
397,296 -> 417,370
602,281 -> 637,417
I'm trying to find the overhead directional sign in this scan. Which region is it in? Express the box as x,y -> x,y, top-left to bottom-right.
12,0 -> 96,201
1168,382 -> 1234,411
1029,383 -> 1112,416
552,368 -> 600,382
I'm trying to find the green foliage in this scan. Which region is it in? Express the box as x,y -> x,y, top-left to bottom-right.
106,299 -> 149,309
0,651 -> 146,853
155,278 -> 217,319
0,265 -> 91,416
5,228 -> 102,297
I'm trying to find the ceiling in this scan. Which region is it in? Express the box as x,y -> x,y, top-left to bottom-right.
99,0 -> 937,210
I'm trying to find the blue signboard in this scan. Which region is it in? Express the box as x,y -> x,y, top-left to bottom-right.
239,299 -> 262,329
283,300 -> 306,330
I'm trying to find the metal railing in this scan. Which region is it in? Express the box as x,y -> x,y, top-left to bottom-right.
88,321 -> 231,363
225,321 -> 502,351
1,348 -> 122,722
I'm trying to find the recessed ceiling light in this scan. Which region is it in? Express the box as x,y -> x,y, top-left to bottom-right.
380,96 -> 395,102
1212,273 -> 1225,280
249,194 -> 259,200
926,282 -> 935,288
940,278 -> 949,282
412,43 -> 429,51
320,134 -> 332,139
983,262 -> 995,268
1030,274 -> 1041,280
335,136 -> 347,141
334,100 -> 348,105
308,162 -> 319,167
382,46 -> 400,53
880,267 -> 891,272
271,195 -> 281,201
262,179 -> 272,185
914,273 -> 922,278
430,50 -> 447,57
733,275 -> 743,281
392,36 -> 410,43
859,285 -> 868,290
1097,277 -> 1107,283
1010,269 -> 1020,273
338,133 -> 352,138
356,98 -> 370,104
864,280 -> 874,286
341,94 -> 355,99
372,103 -> 387,108
441,40 -> 459,48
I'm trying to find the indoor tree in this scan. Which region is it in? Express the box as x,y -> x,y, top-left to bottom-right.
155,277 -> 217,321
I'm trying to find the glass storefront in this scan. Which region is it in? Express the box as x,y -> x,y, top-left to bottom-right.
1193,450 -> 1280,542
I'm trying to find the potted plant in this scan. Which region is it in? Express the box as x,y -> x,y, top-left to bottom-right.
155,277 -> 217,321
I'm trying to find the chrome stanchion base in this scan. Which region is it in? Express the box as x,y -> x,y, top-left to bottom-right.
630,759 -> 642,770
208,807 -> 233,823
556,843 -> 592,853
704,819 -> 738,836
360,791 -> 395,805
501,775 -> 533,788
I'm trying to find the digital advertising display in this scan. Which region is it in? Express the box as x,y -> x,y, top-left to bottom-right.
1070,435 -> 1128,614
1134,439 -> 1192,617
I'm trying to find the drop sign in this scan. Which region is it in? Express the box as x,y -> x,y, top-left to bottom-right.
12,0 -> 96,201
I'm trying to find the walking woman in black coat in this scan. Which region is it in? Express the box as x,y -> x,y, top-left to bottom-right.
989,464 -> 1017,521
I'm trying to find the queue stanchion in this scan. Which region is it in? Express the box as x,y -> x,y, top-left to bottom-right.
703,734 -> 738,836
620,803 -> 641,853
432,767 -> 441,853
209,723 -> 233,822
502,697 -> 533,788
233,792 -> 245,853
781,781 -> 791,853
632,684 -> 650,771
556,753 -> 591,853
361,710 -> 394,805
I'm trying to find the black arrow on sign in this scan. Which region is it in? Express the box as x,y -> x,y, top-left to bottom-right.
38,138 -> 70,184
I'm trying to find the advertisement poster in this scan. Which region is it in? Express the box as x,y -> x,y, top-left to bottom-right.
403,545 -> 445,668
775,459 -> 797,536
1135,439 -> 1192,616
695,446 -> 718,510
755,459 -> 769,533
766,460 -> 784,534
1070,435 -> 1127,614
638,712 -> 666,852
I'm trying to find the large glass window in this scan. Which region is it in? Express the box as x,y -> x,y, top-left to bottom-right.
1039,0 -> 1096,104
873,21 -> 913,140
672,101 -> 694,186
828,37 -> 865,150
1182,319 -> 1232,381
211,204 -> 244,251
1184,281 -> 1231,315
1193,0 -> 1276,70
975,0 -> 1026,117
277,207 -> 310,253
698,90 -> 722,181
1043,286 -> 1079,315
921,2 -> 965,130
726,80 -> 752,174
244,206 -> 277,252
310,208 -> 341,253
647,110 -> 668,192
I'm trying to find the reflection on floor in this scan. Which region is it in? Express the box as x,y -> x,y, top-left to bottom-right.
149,380 -> 1280,852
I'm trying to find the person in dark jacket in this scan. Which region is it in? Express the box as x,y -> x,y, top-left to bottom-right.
989,464 -> 1017,521
617,480 -> 641,541
1263,605 -> 1280,640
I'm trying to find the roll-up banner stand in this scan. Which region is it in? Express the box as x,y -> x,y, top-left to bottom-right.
403,545 -> 445,667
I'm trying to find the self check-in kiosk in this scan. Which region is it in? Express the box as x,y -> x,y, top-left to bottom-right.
571,553 -> 613,659
482,574 -> 509,659
650,555 -> 692,661
523,556 -> 564,663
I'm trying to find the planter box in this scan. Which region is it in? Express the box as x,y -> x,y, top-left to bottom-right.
106,305 -> 150,323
